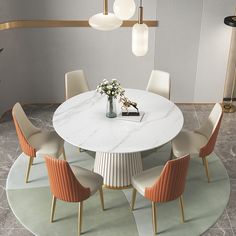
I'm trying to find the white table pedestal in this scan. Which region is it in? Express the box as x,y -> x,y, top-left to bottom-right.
94,152 -> 143,189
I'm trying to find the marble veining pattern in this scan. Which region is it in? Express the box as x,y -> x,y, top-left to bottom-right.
53,89 -> 184,153
0,102 -> 236,235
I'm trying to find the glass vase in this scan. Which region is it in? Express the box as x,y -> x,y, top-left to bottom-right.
106,96 -> 117,118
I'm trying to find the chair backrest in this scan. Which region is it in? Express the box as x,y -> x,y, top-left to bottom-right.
145,155 -> 190,202
12,103 -> 39,157
65,70 -> 89,100
146,70 -> 170,99
198,103 -> 223,157
45,156 -> 90,202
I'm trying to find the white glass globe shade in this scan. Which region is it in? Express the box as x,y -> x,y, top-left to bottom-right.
89,13 -> 123,31
113,0 -> 136,20
132,23 -> 149,56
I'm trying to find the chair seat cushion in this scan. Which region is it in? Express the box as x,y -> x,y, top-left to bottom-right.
71,166 -> 103,195
28,131 -> 64,158
172,130 -> 208,157
131,165 -> 164,196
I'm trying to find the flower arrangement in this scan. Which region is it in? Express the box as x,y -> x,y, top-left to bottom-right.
97,79 -> 125,98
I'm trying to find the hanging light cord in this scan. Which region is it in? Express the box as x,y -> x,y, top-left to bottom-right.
104,0 -> 108,15
139,0 -> 143,24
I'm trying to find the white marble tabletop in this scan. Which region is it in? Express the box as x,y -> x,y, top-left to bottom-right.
53,89 -> 183,153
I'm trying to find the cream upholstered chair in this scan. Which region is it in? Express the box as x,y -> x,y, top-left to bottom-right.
65,70 -> 89,100
131,155 -> 190,234
45,156 -> 104,236
172,103 -> 223,183
12,103 -> 66,183
146,70 -> 170,100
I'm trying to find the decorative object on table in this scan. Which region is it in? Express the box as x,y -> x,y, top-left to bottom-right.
223,14 -> 236,113
132,0 -> 149,56
97,79 -> 124,118
113,0 -> 136,20
117,111 -> 145,122
119,94 -> 139,116
89,0 -> 122,31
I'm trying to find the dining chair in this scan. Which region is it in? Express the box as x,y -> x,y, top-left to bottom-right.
172,103 -> 223,183
65,70 -> 89,100
44,156 -> 104,236
12,103 -> 66,183
131,154 -> 190,234
146,70 -> 170,100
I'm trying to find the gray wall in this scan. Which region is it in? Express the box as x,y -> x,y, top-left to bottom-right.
0,0 -> 157,114
0,0 -> 235,115
155,0 -> 236,103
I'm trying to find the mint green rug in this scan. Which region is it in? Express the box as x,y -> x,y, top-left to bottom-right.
6,143 -> 230,236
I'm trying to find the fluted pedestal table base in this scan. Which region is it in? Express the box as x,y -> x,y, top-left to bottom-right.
94,152 -> 143,189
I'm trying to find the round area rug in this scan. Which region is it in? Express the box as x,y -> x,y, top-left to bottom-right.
7,143 -> 230,236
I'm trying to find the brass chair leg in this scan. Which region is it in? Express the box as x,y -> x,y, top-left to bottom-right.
99,188 -> 105,210
25,156 -> 34,183
50,196 -> 57,222
62,147 -> 67,161
152,202 -> 157,234
131,188 -> 137,210
179,195 -> 185,223
169,146 -> 173,160
203,157 -> 210,183
78,201 -> 83,236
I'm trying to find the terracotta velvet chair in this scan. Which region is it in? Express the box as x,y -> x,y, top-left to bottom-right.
12,103 -> 66,183
65,70 -> 89,100
172,103 -> 223,183
45,156 -> 104,236
131,155 -> 190,234
146,70 -> 171,100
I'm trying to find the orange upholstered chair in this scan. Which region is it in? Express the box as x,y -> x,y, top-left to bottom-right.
131,155 -> 190,234
172,103 -> 223,182
12,103 -> 66,183
45,156 -> 104,236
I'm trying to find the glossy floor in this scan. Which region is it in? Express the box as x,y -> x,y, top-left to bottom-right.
0,104 -> 235,236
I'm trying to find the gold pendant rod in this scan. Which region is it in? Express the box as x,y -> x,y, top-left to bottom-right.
0,20 -> 158,30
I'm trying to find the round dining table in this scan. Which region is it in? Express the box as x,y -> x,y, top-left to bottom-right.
53,89 -> 184,189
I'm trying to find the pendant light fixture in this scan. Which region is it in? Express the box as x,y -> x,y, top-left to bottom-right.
113,0 -> 136,20
132,0 -> 149,56
89,0 -> 122,31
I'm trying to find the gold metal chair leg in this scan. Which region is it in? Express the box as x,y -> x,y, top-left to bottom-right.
62,147 -> 67,161
99,188 -> 105,210
179,195 -> 185,223
78,201 -> 83,236
152,202 -> 157,234
203,157 -> 210,183
50,196 -> 57,223
25,156 -> 34,183
131,188 -> 137,210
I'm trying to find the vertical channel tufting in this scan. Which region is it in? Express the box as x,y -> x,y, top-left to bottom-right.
94,152 -> 143,188
199,114 -> 223,158
12,115 -> 36,158
145,155 -> 190,203
45,156 -> 90,202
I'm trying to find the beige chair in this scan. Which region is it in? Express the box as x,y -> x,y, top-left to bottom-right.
172,103 -> 223,183
131,155 -> 190,234
12,103 -> 66,183
65,70 -> 89,100
146,70 -> 170,100
45,156 -> 104,236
